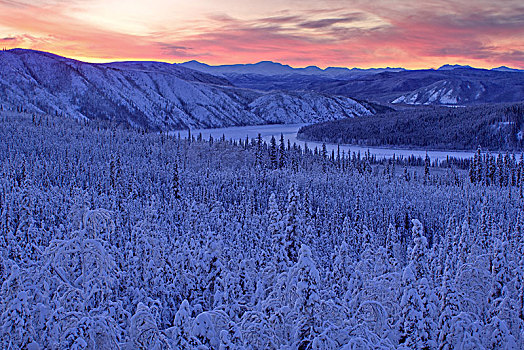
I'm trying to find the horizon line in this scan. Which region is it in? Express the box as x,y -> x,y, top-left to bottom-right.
2,47 -> 523,72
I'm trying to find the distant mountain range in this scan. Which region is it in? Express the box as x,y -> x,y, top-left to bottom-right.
0,49 -> 375,130
437,64 -> 523,73
180,60 -> 406,77
180,61 -> 524,106
180,61 -> 523,77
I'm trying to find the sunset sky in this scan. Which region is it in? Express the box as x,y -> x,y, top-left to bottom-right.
0,0 -> 523,69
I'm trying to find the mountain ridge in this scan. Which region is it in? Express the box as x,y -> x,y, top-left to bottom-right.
179,60 -> 407,77
180,59 -> 523,77
178,58 -> 524,106
0,49 -> 376,130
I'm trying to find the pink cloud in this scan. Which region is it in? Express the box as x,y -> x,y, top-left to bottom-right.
0,0 -> 522,68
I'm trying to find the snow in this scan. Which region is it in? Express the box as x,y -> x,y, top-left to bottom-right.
391,95 -> 405,104
391,80 -> 479,106
440,89 -> 458,105
406,93 -> 419,104
427,88 -> 439,103
1,112 -> 523,349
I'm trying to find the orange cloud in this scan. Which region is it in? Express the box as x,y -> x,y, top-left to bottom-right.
0,0 -> 522,68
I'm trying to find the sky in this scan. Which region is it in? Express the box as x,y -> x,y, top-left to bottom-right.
0,0 -> 523,69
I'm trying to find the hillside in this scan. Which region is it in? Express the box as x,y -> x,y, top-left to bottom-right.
298,103 -> 524,151
390,68 -> 524,105
189,65 -> 524,106
0,49 -> 374,130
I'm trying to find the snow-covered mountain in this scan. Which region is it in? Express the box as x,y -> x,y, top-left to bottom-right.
391,74 -> 524,106
391,79 -> 486,105
438,64 -> 523,73
0,49 -> 375,130
492,66 -> 524,73
248,91 -> 373,124
197,66 -> 524,106
437,64 -> 475,71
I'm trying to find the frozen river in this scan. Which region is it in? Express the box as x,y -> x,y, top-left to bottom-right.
176,123 -> 477,162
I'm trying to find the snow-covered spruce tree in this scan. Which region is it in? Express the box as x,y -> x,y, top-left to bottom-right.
267,192 -> 288,274
385,223 -> 401,270
218,320 -> 244,350
284,184 -> 302,264
311,329 -> 337,350
171,161 -> 182,200
278,133 -> 286,169
341,215 -> 358,261
192,311 -> 218,349
127,302 -> 168,349
409,219 -> 429,282
437,259 -> 462,350
424,152 -> 431,184
217,268 -> 243,322
351,194 -> 365,256
330,239 -> 354,298
432,218 -> 452,286
398,271 -> 437,349
398,220 -> 437,350
237,257 -> 257,308
516,228 -> 524,344
169,299 -> 198,349
490,286 -> 522,348
417,277 -> 438,349
240,305 -> 277,348
0,265 -> 38,349
269,136 -> 278,170
475,202 -> 492,255
488,238 -> 510,319
41,209 -> 120,348
456,217 -> 472,266
488,316 -> 517,350
442,312 -> 484,350
398,264 -> 425,349
198,240 -> 225,310
289,244 -> 322,350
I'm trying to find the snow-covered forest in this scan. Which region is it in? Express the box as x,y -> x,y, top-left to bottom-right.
1,111 -> 523,349
298,103 -> 524,151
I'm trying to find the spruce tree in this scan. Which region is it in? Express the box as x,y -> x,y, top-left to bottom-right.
290,245 -> 321,350
410,219 -> 429,281
424,152 -> 431,184
172,161 -> 181,200
278,133 -> 286,168
284,184 -> 301,264
269,136 -> 278,170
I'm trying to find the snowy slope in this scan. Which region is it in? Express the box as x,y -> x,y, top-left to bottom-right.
391,80 -> 479,105
0,49 -> 374,130
249,91 -> 372,124
391,74 -> 524,106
